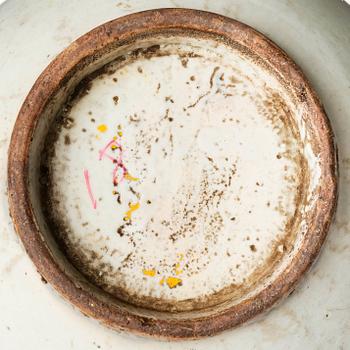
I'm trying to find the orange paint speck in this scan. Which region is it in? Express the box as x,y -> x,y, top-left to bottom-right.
97,124 -> 108,133
124,173 -> 139,182
166,277 -> 182,289
143,269 -> 156,277
124,202 -> 140,221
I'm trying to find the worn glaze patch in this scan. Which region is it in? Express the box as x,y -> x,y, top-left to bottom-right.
41,36 -> 311,311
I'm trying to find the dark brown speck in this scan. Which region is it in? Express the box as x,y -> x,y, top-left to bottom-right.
113,96 -> 119,105
250,244 -> 257,252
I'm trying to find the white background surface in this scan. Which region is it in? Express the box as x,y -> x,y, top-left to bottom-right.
0,1 -> 349,349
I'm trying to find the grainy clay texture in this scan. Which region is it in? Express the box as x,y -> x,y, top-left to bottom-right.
1,0 -> 350,349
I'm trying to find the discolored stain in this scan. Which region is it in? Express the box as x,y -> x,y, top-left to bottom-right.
181,58 -> 188,68
64,135 -> 71,145
113,96 -> 119,105
62,116 -> 74,129
209,66 -> 220,88
250,244 -> 257,252
165,96 -> 174,103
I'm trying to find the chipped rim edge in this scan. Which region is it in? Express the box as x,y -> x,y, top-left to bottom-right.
7,8 -> 338,340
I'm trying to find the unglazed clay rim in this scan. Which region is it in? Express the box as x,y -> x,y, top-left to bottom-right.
8,9 -> 337,339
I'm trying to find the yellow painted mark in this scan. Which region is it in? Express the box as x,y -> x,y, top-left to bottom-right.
166,277 -> 182,289
111,144 -> 118,150
113,136 -> 118,140
159,277 -> 165,286
143,269 -> 156,277
178,253 -> 184,261
117,131 -> 123,137
175,263 -> 183,276
124,202 -> 140,221
97,124 -> 108,133
124,172 -> 139,182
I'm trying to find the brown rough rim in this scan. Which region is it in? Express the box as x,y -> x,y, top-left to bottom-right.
7,9 -> 337,340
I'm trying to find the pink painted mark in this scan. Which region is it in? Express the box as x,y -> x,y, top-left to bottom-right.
112,160 -> 128,186
116,148 -> 123,166
98,134 -> 134,188
99,140 -> 116,160
104,153 -> 116,162
112,165 -> 120,186
83,169 -> 97,209
110,139 -> 127,186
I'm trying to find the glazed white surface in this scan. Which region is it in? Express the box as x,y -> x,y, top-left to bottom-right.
1,0 -> 350,349
51,37 -> 303,303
